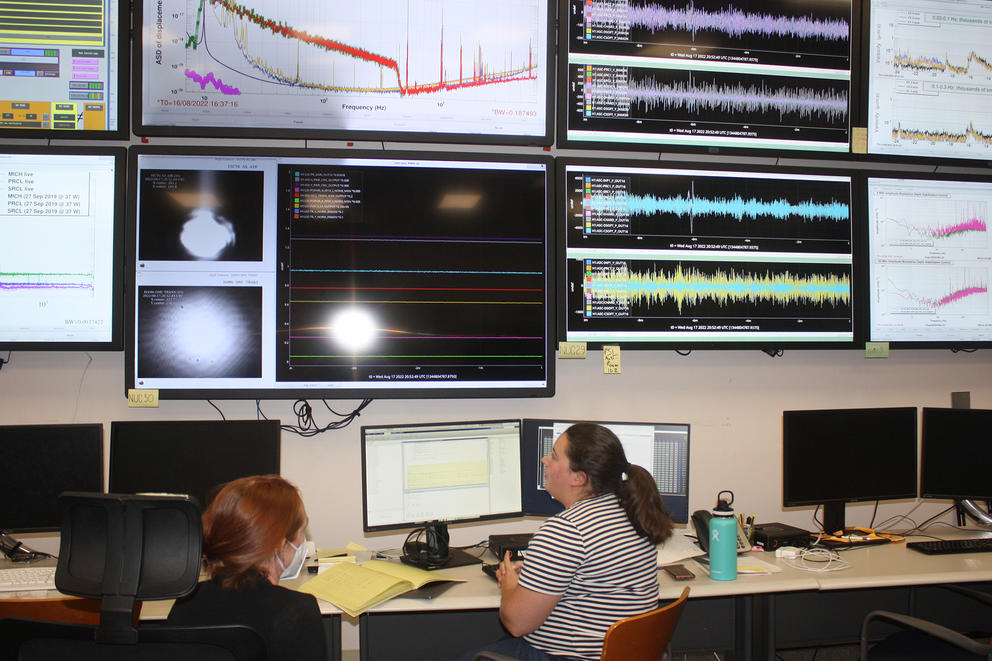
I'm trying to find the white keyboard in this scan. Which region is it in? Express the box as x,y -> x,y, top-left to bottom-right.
0,566 -> 57,592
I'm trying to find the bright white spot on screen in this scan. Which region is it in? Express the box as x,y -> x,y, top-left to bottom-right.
332,309 -> 376,351
175,298 -> 236,365
180,208 -> 235,259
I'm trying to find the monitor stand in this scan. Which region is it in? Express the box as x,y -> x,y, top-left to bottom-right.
400,543 -> 481,570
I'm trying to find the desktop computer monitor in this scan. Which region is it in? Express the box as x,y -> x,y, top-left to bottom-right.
782,407 -> 918,533
520,419 -> 691,524
109,419 -> 281,509
361,419 -> 523,533
921,408 -> 992,501
0,424 -> 103,532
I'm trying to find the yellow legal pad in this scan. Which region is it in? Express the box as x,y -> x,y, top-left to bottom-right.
298,559 -> 464,617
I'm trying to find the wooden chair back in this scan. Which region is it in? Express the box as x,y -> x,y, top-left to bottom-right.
600,586 -> 690,661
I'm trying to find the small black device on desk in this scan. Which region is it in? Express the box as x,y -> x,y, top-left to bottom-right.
751,522 -> 811,550
489,533 -> 532,560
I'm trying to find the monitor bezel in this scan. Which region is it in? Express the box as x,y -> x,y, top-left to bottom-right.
520,418 -> 691,524
920,407 -> 992,500
131,0 -> 555,146
124,145 -> 556,399
555,0 -> 863,160
857,168 -> 992,349
0,423 -> 104,533
0,145 -> 126,351
0,0 -> 130,141
556,156 -> 864,350
360,418 -> 525,533
782,406 -> 919,509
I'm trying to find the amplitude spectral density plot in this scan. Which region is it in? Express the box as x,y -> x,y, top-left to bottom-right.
875,197 -> 989,251
867,0 -> 992,158
144,0 -> 548,135
876,264 -> 988,316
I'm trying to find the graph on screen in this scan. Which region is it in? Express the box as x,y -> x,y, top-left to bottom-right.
868,177 -> 992,343
561,162 -> 855,345
561,0 -> 854,152
139,0 -> 550,140
866,0 -> 992,161
1,152 -> 119,344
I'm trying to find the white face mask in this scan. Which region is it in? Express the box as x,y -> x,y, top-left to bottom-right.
276,539 -> 307,581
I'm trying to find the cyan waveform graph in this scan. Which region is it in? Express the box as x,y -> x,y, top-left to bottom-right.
572,0 -> 851,69
570,170 -> 852,250
876,265 -> 988,316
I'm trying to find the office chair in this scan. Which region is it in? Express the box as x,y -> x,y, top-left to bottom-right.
860,584 -> 992,660
0,492 -> 266,661
471,586 -> 690,661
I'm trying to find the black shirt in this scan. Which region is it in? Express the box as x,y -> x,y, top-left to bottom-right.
167,577 -> 326,661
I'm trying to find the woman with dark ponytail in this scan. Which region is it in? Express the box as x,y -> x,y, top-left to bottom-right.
456,423 -> 674,661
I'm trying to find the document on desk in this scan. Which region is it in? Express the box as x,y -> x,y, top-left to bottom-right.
693,554 -> 782,575
298,559 -> 464,617
658,532 -> 706,566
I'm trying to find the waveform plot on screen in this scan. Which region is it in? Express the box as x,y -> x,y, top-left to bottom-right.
590,191 -> 849,222
584,261 -> 851,313
184,68 -> 241,94
185,0 -> 539,97
884,272 -> 989,314
624,75 -> 847,122
892,50 -> 992,77
891,121 -> 992,147
622,2 -> 849,42
0,271 -> 94,292
882,209 -> 988,249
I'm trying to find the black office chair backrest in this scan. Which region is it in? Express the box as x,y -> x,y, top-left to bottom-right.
0,493 -> 266,661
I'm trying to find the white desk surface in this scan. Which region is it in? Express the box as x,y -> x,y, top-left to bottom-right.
8,527 -> 992,619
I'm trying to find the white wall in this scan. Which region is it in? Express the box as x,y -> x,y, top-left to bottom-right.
3,346 -> 989,646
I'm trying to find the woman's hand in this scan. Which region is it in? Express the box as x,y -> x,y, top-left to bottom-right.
496,550 -> 522,590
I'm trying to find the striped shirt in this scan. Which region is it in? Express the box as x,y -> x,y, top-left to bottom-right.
519,492 -> 659,660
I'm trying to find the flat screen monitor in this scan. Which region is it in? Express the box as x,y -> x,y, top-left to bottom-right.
109,419 -> 281,509
0,424 -> 103,532
863,0 -> 992,164
134,0 -> 553,145
521,419 -> 690,524
866,174 -> 992,347
361,419 -> 523,532
0,0 -> 128,139
920,407 -> 992,501
126,147 -> 554,399
558,158 -> 857,348
782,407 -> 918,533
0,146 -> 125,350
558,0 -> 858,155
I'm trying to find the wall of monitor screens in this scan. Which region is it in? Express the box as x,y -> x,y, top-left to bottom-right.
125,148 -> 554,398
0,0 -> 128,139
0,147 -> 126,350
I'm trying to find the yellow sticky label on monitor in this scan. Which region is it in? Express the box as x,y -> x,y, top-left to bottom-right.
127,389 -> 159,408
603,346 -> 621,373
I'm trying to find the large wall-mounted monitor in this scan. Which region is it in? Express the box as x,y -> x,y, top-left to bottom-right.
134,0 -> 553,145
558,159 -> 857,348
863,0 -> 992,164
783,407 -> 918,533
920,407 -> 992,501
558,0 -> 858,155
126,148 -> 554,399
0,0 -> 128,139
361,419 -> 523,532
0,147 -> 125,350
521,419 -> 690,524
0,423 -> 104,532
866,174 -> 992,347
109,419 -> 281,509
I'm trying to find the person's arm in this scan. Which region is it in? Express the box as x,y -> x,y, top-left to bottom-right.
497,551 -> 561,637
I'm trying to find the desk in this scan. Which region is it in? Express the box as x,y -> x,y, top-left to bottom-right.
358,529 -> 992,661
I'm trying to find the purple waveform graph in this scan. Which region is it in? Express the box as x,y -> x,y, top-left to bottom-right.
184,68 -> 241,95
621,2 -> 850,41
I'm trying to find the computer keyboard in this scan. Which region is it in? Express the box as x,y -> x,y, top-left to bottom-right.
907,538 -> 992,555
0,565 -> 57,592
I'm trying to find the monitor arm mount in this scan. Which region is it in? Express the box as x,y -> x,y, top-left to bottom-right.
959,499 -> 992,527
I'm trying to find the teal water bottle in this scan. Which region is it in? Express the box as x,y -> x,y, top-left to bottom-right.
709,490 -> 737,581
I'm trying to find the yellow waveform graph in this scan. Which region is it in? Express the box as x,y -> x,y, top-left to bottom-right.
587,264 -> 851,313
893,50 -> 992,76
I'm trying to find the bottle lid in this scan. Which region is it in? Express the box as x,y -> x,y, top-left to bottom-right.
712,490 -> 735,516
